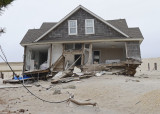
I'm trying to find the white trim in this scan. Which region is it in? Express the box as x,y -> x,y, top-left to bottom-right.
34,5 -> 129,42
85,19 -> 95,34
125,42 -> 128,58
22,38 -> 143,46
68,20 -> 77,35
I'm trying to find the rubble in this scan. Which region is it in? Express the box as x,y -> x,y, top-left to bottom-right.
53,89 -> 61,95
63,85 -> 76,89
73,66 -> 81,73
95,71 -> 106,77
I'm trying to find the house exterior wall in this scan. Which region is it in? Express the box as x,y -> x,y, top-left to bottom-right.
92,48 -> 126,63
52,44 -> 63,64
25,47 -> 32,70
126,41 -> 141,60
39,8 -> 125,42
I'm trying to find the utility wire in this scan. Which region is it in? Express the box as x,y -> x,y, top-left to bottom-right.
0,45 -> 69,103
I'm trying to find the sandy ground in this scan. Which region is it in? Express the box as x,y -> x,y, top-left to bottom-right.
0,71 -> 160,114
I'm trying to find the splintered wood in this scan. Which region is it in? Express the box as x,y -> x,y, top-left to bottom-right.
69,98 -> 97,106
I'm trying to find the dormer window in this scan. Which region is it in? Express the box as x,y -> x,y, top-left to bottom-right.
85,19 -> 94,34
68,20 -> 77,35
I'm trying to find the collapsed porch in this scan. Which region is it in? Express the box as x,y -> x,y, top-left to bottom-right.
23,41 -> 141,77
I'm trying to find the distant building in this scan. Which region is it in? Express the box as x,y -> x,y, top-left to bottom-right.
137,57 -> 160,72
0,62 -> 23,79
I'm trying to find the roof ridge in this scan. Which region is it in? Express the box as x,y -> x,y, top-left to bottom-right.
34,5 -> 129,42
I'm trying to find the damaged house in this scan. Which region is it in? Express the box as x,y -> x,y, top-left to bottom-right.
20,5 -> 144,76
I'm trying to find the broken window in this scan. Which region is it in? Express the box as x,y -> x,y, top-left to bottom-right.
85,44 -> 90,48
93,51 -> 100,64
75,43 -> 82,50
65,44 -> 74,50
65,43 -> 82,50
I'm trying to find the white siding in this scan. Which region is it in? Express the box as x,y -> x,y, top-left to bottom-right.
52,44 -> 63,64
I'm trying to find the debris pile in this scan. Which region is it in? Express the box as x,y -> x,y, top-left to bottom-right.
51,66 -> 94,84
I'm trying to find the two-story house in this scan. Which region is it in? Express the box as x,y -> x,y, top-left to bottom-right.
20,5 -> 143,76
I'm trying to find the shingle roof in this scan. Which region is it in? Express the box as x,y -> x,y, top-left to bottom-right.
40,22 -> 57,30
127,28 -> 143,38
20,29 -> 47,44
20,22 -> 57,44
20,19 -> 143,45
107,19 -> 143,38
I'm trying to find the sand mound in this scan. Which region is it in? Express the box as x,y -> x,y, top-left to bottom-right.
0,98 -> 6,104
137,89 -> 160,111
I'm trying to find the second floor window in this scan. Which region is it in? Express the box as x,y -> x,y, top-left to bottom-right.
85,19 -> 94,34
68,20 -> 77,35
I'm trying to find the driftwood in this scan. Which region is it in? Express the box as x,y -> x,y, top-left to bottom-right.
0,85 -> 32,89
51,74 -> 94,84
79,75 -> 92,79
69,98 -> 97,106
51,77 -> 80,84
50,55 -> 64,71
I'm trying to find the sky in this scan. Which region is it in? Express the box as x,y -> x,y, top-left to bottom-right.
0,0 -> 160,62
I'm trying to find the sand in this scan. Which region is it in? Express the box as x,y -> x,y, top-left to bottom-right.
0,71 -> 160,114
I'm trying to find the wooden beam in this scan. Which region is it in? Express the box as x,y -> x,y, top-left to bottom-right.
86,43 -> 92,64
22,46 -> 27,75
81,44 -> 85,65
63,43 -> 65,70
125,42 -> 128,59
49,44 -> 52,67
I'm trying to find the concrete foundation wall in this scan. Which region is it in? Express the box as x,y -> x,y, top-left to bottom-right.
0,62 -> 23,79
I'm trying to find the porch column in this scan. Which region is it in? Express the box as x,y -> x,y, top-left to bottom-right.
49,44 -> 52,67
125,42 -> 128,59
81,44 -> 85,65
87,43 -> 92,64
22,46 -> 26,75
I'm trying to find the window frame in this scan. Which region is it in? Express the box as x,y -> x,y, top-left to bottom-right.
68,20 -> 78,35
85,19 -> 95,34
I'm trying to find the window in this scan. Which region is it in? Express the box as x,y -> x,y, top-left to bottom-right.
68,20 -> 77,35
85,19 -> 94,34
154,63 -> 157,70
93,51 -> 100,64
65,43 -> 82,50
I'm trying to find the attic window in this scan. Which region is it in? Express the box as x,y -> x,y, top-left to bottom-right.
85,19 -> 94,34
68,20 -> 77,35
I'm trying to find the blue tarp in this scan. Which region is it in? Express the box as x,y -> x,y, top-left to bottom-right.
14,75 -> 31,80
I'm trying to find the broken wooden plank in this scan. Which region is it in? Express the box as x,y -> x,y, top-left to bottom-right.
51,55 -> 64,71
69,98 -> 97,106
0,85 -> 32,89
51,77 -> 80,84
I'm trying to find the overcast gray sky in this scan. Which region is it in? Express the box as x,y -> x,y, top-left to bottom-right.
0,0 -> 160,62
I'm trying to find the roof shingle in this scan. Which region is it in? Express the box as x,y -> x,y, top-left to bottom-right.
20,19 -> 143,45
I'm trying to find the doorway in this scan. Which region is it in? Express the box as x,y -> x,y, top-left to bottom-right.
154,63 -> 157,70
93,51 -> 100,64
74,54 -> 81,66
